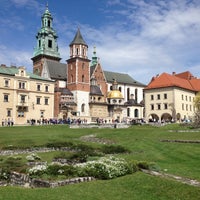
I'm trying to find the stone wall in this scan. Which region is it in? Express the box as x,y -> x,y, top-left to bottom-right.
8,171 -> 95,188
70,123 -> 130,129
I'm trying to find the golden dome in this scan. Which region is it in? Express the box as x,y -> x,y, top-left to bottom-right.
107,90 -> 123,99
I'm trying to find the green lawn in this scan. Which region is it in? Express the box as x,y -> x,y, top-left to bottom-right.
0,124 -> 200,200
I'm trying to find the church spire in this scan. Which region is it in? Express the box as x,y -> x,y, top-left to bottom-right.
32,5 -> 61,61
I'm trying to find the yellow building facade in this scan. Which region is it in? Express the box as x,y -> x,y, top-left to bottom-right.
0,65 -> 55,125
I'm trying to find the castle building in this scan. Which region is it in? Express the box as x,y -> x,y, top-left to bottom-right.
0,65 -> 54,125
144,71 -> 200,122
32,6 -> 146,123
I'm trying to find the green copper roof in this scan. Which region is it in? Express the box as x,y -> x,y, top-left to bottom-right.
70,28 -> 87,46
0,66 -> 53,82
33,6 -> 61,60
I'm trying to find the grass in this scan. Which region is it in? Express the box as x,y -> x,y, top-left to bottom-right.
0,124 -> 200,199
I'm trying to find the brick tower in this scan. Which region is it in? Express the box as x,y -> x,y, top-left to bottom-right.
67,28 -> 91,117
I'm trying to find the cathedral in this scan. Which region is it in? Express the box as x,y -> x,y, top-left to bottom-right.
31,5 -> 145,123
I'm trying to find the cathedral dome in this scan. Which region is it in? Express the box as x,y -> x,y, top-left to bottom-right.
107,90 -> 123,99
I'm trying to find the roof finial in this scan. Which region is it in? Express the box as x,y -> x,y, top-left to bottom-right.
46,2 -> 48,10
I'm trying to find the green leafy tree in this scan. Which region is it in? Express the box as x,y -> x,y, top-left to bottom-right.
193,92 -> 200,127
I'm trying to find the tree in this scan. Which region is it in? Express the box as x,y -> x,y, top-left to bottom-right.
193,92 -> 200,127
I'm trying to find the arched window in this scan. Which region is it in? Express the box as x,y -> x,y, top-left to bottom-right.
76,48 -> 79,55
127,88 -> 130,100
119,87 -> 121,92
81,103 -> 85,112
110,86 -> 113,90
127,108 -> 130,117
134,109 -> 139,117
48,20 -> 51,27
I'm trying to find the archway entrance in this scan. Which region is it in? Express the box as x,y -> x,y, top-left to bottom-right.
161,113 -> 172,122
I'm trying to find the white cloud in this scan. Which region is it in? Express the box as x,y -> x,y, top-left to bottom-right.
75,0 -> 200,84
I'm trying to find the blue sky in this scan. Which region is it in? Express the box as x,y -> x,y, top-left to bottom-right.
0,0 -> 200,84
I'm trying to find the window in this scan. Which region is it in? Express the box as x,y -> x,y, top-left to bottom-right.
44,98 -> 49,105
134,109 -> 139,117
151,95 -> 154,100
39,40 -> 41,47
119,87 -> 122,92
20,95 -> 26,103
135,89 -> 138,103
81,103 -> 85,112
4,94 -> 9,102
185,95 -> 188,101
157,94 -> 160,100
76,48 -> 79,55
48,40 -> 52,48
164,93 -> 167,99
127,88 -> 130,100
182,94 -> 184,100
37,84 -> 41,91
164,103 -> 168,109
127,108 -> 130,117
18,111 -> 24,117
45,85 -> 49,92
71,75 -> 73,82
7,109 -> 11,117
182,103 -> 184,110
36,97 -> 41,105
157,104 -> 161,110
82,75 -> 85,82
48,20 -> 51,27
4,79 -> 9,87
19,82 -> 25,89
151,104 -> 154,110
40,111 -> 44,118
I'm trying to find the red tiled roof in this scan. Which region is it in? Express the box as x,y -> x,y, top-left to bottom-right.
145,71 -> 200,92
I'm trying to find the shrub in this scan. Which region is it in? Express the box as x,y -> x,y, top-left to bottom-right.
76,156 -> 132,179
2,156 -> 24,171
46,141 -> 73,148
0,168 -> 10,180
26,153 -> 41,162
101,145 -> 131,154
136,161 -> 150,170
28,164 -> 47,176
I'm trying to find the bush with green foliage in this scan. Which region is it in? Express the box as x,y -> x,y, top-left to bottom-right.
76,156 -> 133,179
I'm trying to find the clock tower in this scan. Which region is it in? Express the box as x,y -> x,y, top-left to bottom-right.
31,4 -> 61,75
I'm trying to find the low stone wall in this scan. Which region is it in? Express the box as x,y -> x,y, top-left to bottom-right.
160,139 -> 200,143
8,171 -> 95,188
70,123 -> 130,129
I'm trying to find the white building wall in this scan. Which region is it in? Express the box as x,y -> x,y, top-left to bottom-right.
72,90 -> 90,117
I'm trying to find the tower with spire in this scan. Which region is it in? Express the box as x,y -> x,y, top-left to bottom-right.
67,28 -> 91,117
32,4 -> 61,75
